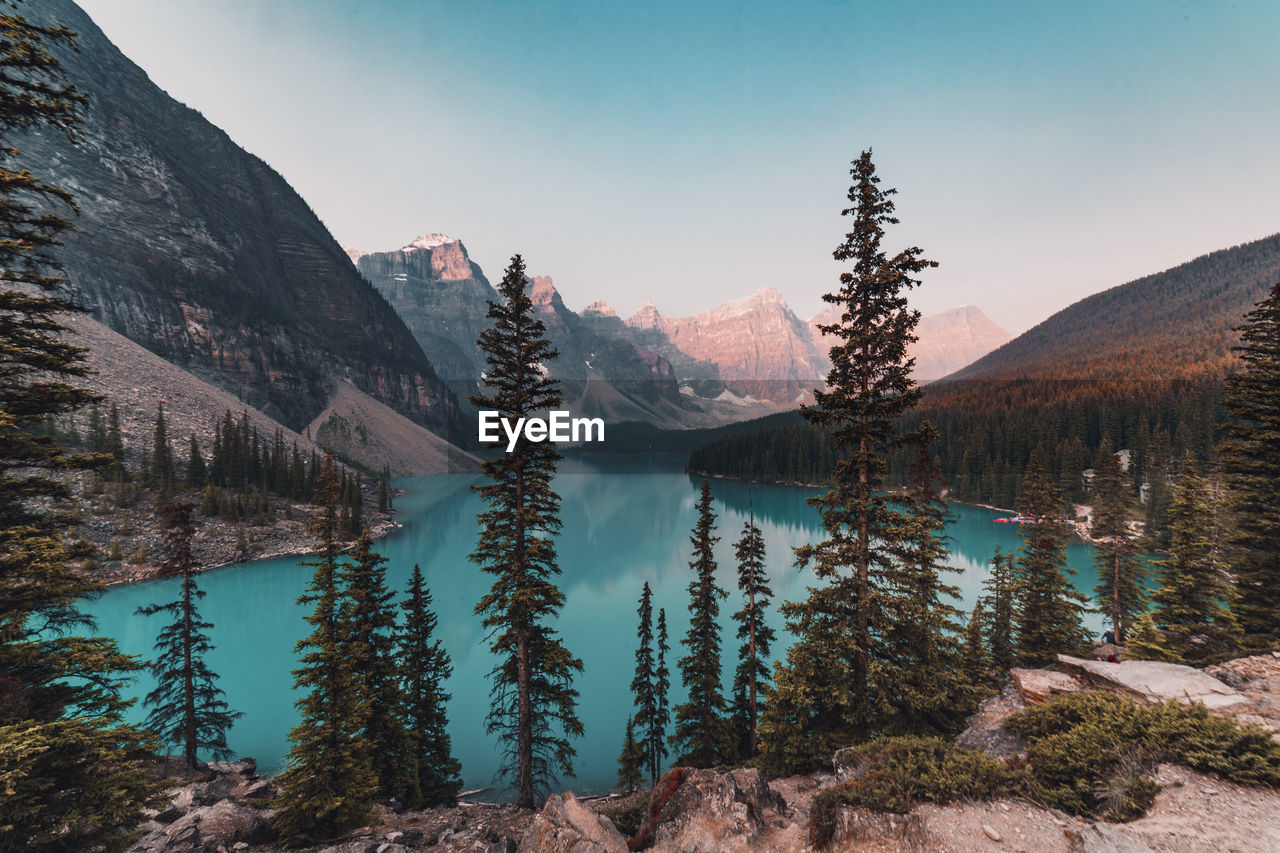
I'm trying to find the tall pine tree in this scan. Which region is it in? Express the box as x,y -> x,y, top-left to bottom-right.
1220,282 -> 1280,646
136,501 -> 241,768
469,254 -> 582,807
0,8 -> 160,849
1090,439 -> 1146,642
151,401 -> 175,502
398,564 -> 462,809
654,608 -> 670,775
276,449 -> 377,838
341,529 -> 411,803
760,149 -> 938,774
1138,455 -> 1239,664
730,503 -> 773,758
982,547 -> 1016,673
630,581 -> 665,786
1013,451 -> 1089,664
671,479 -> 732,767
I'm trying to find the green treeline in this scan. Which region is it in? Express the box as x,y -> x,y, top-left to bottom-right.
690,377 -> 1220,513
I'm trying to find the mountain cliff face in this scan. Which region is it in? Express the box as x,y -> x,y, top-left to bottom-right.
353,236 -> 495,383
627,288 -> 824,403
19,0 -> 459,437
809,303 -> 1011,381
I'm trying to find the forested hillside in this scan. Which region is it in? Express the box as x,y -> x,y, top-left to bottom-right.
952,233 -> 1280,382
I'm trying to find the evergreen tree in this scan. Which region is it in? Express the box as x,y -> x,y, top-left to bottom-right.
730,503 -> 773,758
875,428 -> 972,735
616,717 -> 644,793
759,150 -> 938,774
185,434 -> 207,489
86,405 -> 105,453
1142,455 -> 1239,664
398,564 -> 462,809
468,254 -> 582,808
962,601 -> 989,686
151,402 -> 175,501
348,474 -> 363,536
107,401 -> 125,471
276,449 -> 377,838
1013,451 -> 1090,664
1220,281 -> 1280,645
630,581 -> 664,786
1124,612 -> 1173,661
982,547 -> 1016,673
0,10 -> 161,849
341,529 -> 411,802
136,502 -> 240,768
1090,439 -> 1146,642
654,607 -> 670,774
670,479 -> 732,767
378,466 -> 390,513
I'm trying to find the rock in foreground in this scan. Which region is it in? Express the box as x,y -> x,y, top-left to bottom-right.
1056,654 -> 1245,710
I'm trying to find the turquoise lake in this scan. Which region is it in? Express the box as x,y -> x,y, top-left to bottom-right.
82,454 -> 1105,797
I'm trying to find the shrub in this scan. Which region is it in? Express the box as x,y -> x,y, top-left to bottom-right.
807,692 -> 1280,847
1005,691 -> 1280,816
808,737 -> 1026,848
600,796 -> 649,838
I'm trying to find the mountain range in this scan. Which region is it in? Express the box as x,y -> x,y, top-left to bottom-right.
19,0 -> 1014,467
348,236 -> 1013,415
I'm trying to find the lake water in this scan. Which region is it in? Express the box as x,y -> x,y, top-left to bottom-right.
82,454 -> 1104,797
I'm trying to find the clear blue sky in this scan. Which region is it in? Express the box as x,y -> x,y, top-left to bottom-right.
75,0 -> 1280,333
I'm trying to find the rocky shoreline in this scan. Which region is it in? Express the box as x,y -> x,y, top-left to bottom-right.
69,473 -> 403,588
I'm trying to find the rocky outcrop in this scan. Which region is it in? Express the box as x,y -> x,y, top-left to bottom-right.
1056,654 -> 1246,710
621,767 -> 786,853
131,759 -> 274,853
1011,667 -> 1086,704
956,683 -> 1030,758
520,793 -> 629,853
19,0 -> 459,439
1206,652 -> 1280,734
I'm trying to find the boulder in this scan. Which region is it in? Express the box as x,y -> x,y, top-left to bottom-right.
130,799 -> 272,853
207,757 -> 257,776
955,682 -> 1029,758
169,774 -> 233,812
519,792 -> 628,853
633,767 -> 785,853
1011,667 -> 1083,704
1057,654 -> 1246,710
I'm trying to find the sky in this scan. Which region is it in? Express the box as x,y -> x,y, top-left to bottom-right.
74,0 -> 1280,334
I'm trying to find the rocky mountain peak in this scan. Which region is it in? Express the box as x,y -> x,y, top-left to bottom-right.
582,299 -> 616,317
528,275 -> 560,309
343,247 -> 367,266
627,301 -> 662,329
402,233 -> 455,252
